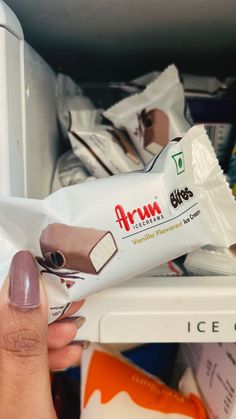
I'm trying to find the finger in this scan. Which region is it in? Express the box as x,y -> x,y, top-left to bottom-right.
0,251 -> 56,419
48,343 -> 83,371
59,300 -> 85,319
48,317 -> 85,350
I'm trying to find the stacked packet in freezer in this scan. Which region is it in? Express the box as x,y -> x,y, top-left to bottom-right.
104,64 -> 190,163
51,150 -> 96,192
68,110 -> 143,177
184,246 -> 236,276
0,126 -> 235,323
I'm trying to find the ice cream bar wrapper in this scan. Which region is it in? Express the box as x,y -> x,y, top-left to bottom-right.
51,150 -> 96,193
103,64 -> 190,164
123,70 -> 234,97
0,125 -> 236,324
68,110 -> 143,178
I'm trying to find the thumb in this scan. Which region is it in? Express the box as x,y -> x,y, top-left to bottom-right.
0,251 -> 56,419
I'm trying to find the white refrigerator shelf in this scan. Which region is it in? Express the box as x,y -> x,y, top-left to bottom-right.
75,275 -> 236,343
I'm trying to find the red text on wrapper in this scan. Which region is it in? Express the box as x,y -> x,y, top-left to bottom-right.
115,201 -> 162,231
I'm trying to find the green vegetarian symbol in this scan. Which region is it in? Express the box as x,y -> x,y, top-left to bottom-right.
172,152 -> 185,175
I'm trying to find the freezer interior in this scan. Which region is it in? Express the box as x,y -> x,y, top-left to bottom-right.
1,0 -> 236,344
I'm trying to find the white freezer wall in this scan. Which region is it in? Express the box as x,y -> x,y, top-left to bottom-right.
23,43 -> 60,198
0,1 -> 25,196
0,0 -> 60,198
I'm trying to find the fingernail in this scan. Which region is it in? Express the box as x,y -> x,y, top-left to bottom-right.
57,316 -> 86,329
69,340 -> 90,350
79,340 -> 90,350
9,251 -> 40,309
52,368 -> 68,373
75,316 -> 86,329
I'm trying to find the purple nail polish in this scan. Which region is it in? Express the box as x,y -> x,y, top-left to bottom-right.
9,251 -> 40,309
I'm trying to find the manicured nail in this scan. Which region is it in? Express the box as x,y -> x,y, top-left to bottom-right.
75,316 -> 86,329
9,251 -> 40,309
52,368 -> 68,373
79,340 -> 90,350
69,340 -> 90,350
57,316 -> 86,329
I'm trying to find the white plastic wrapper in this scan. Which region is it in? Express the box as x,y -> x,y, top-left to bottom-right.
104,64 -> 190,163
68,110 -> 143,177
121,71 -> 235,97
51,150 -> 96,192
56,73 -> 94,138
184,246 -> 236,276
0,126 -> 235,323
178,367 -> 202,399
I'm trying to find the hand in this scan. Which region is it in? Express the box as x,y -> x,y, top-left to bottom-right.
48,300 -> 85,371
0,250 -> 84,418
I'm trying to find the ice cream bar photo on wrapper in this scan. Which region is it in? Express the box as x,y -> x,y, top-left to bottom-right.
40,223 -> 118,274
110,129 -> 141,164
139,108 -> 169,155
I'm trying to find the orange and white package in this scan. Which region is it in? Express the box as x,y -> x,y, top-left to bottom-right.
81,344 -> 207,419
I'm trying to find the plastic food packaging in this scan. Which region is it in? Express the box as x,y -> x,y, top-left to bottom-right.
139,260 -> 184,277
51,150 -> 96,193
177,343 -> 236,419
56,73 -> 94,139
184,246 -> 236,276
80,343 -> 207,418
122,343 -> 179,384
0,125 -> 235,323
187,97 -> 236,172
103,64 -> 190,164
68,110 -> 143,177
178,367 -> 202,399
120,71 -> 235,98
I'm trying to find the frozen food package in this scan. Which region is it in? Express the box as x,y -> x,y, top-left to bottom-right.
124,71 -> 234,97
139,260 -> 184,277
178,367 -> 202,399
182,74 -> 236,97
187,96 -> 236,172
103,64 -> 190,163
56,73 -> 94,138
51,150 -> 96,193
121,71 -> 235,97
68,110 -> 143,177
177,343 -> 236,419
184,246 -> 236,276
0,125 -> 236,323
80,343 -> 207,419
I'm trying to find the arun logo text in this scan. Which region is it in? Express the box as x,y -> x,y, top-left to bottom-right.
115,201 -> 163,232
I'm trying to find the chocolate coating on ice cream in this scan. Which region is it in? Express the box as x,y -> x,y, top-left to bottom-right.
40,223 -> 118,274
140,109 -> 169,155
